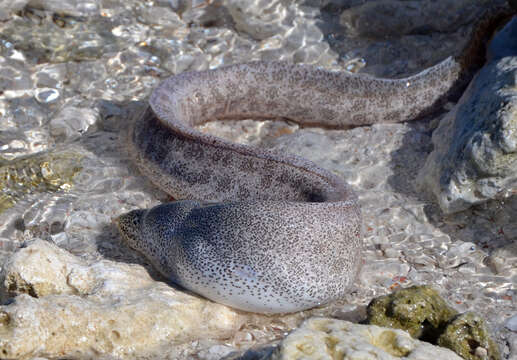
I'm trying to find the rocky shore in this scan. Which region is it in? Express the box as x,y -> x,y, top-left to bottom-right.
0,0 -> 515,359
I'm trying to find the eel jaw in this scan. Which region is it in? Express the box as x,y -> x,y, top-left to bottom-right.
115,209 -> 146,251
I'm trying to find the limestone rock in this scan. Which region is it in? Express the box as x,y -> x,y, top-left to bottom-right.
269,317 -> 462,360
1,237 -> 93,300
0,239 -> 245,359
416,54 -> 517,213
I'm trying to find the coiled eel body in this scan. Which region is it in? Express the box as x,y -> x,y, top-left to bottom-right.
117,4 -> 514,313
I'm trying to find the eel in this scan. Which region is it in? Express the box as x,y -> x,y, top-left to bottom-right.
116,3 -> 515,313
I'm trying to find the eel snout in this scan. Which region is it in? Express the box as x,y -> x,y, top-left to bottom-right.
116,209 -> 146,251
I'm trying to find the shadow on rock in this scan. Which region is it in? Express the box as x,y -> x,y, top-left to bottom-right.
387,113 -> 517,260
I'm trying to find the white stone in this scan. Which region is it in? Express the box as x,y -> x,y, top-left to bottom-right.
0,239 -> 245,359
270,317 -> 462,360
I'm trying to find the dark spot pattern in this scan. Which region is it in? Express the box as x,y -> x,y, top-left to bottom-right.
118,4 -> 513,313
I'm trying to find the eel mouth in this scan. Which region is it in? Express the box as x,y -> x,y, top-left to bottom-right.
115,209 -> 146,250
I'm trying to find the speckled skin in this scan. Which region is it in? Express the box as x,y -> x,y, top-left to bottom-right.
117,4 -> 514,313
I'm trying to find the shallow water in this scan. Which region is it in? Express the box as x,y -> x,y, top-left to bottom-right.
0,0 -> 516,358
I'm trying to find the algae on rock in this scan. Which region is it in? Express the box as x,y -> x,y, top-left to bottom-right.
438,313 -> 501,360
366,286 -> 458,342
0,151 -> 82,213
366,286 -> 501,360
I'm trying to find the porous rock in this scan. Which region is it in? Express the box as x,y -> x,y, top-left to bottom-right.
366,286 -> 458,341
1,236 -> 92,300
268,317 -> 462,360
0,239 -> 244,359
416,54 -> 517,214
366,286 -> 501,360
438,312 -> 501,360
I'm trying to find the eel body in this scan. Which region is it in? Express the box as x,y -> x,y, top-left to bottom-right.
117,4 -> 514,313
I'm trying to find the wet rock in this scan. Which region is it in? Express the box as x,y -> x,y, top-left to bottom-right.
0,0 -> 28,20
0,0 -> 99,20
506,315 -> 517,332
48,106 -> 98,142
2,12 -> 117,64
438,313 -> 500,360
366,286 -> 501,360
229,346 -> 277,360
27,0 -> 100,17
0,151 -> 83,214
366,286 -> 458,342
485,242 -> 517,275
268,317 -> 462,360
136,4 -> 184,28
339,0 -> 493,39
0,60 -> 32,92
0,239 -> 245,359
226,0 -> 291,41
416,18 -> 517,214
488,18 -> 517,60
